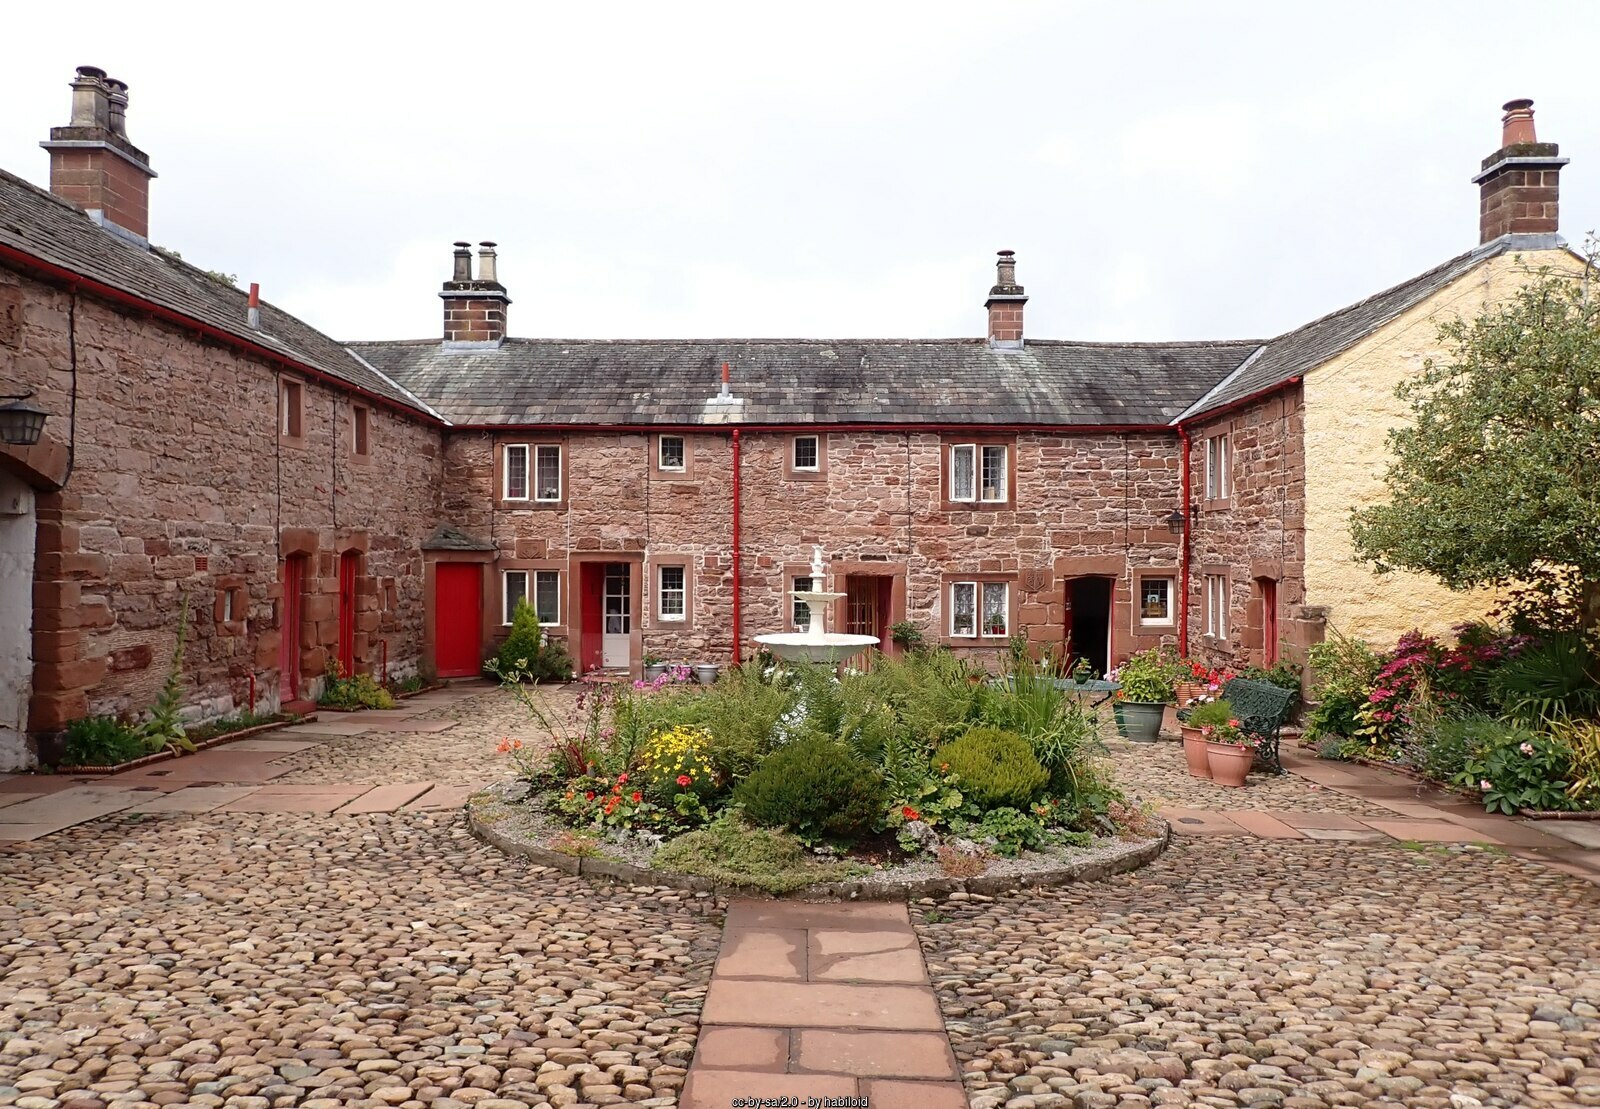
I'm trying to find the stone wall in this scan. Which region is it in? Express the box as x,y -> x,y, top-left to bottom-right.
0,265 -> 443,760
449,427 -> 1186,674
1185,385 -> 1315,675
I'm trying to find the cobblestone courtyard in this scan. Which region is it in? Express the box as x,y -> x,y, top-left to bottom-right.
2,684 -> 1599,1108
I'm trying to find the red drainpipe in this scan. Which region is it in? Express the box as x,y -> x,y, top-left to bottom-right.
731,425 -> 743,666
1177,424 -> 1193,656
726,361 -> 743,665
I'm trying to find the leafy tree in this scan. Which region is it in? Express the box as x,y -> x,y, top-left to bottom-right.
1350,263 -> 1600,637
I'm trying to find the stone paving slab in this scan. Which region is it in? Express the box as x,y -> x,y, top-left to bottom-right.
713,927 -> 807,979
222,738 -> 323,752
0,785 -> 150,827
0,823 -> 64,842
404,783 -> 483,810
724,899 -> 909,931
1359,818 -> 1504,844
336,782 -> 434,814
1436,815 -> 1573,848
702,977 -> 945,1029
216,784 -> 371,814
693,1026 -> 789,1070
1272,811 -> 1376,830
273,720 -> 374,737
1299,827 -> 1390,842
794,1029 -> 957,1078
1534,820 -> 1600,848
124,785 -> 263,814
0,776 -> 74,794
861,1078 -> 969,1109
367,719 -> 457,733
0,792 -> 48,810
1158,807 -> 1248,835
681,1069 -> 857,1108
1224,810 -> 1305,839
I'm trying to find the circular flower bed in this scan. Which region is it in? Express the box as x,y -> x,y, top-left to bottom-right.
481,648 -> 1169,897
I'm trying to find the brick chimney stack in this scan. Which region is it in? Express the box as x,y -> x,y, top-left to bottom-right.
40,66 -> 157,243
440,241 -> 511,345
985,250 -> 1027,348
1472,98 -> 1567,244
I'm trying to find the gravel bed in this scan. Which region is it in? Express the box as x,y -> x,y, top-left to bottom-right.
1104,735 -> 1395,817
469,780 -> 1168,899
917,836 -> 1600,1108
0,808 -> 722,1108
273,685 -> 577,786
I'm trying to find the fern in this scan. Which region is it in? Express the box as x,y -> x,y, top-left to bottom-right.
142,594 -> 195,754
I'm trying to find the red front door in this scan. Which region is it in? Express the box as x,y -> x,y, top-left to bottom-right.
579,564 -> 605,674
279,555 -> 305,700
435,563 -> 483,678
338,551 -> 359,676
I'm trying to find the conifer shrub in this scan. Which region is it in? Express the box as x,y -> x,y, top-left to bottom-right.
489,598 -> 574,682
733,736 -> 886,842
936,726 -> 1048,811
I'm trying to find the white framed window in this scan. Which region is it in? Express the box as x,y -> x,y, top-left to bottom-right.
792,575 -> 815,628
503,569 -> 560,625
222,591 -> 235,623
1205,435 -> 1230,500
951,581 -> 977,637
981,581 -> 1009,637
534,445 -> 562,502
950,444 -> 1008,503
504,444 -> 529,500
658,565 -> 686,621
502,570 -> 528,624
793,435 -> 820,472
1205,574 -> 1229,638
659,435 -> 685,471
1139,577 -> 1174,626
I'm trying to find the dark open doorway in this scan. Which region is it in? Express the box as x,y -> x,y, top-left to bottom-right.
1064,576 -> 1113,677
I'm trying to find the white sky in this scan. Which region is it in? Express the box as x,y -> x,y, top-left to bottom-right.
3,2 -> 1597,344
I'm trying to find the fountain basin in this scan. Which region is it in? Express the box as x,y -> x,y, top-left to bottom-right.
753,631 -> 880,663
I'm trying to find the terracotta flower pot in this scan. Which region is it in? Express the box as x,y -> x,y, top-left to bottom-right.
1175,681 -> 1205,705
1181,726 -> 1211,778
1206,741 -> 1254,787
1119,701 -> 1165,743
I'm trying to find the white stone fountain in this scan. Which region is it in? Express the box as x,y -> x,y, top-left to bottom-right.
753,545 -> 880,663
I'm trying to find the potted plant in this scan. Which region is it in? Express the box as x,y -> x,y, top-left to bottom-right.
1112,650 -> 1173,743
693,662 -> 720,686
1181,698 -> 1233,778
1203,718 -> 1258,787
643,653 -> 668,681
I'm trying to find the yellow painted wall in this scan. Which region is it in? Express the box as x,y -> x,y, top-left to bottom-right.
1303,247 -> 1586,645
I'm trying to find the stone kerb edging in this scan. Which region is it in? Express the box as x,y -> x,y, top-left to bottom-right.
466,787 -> 1170,901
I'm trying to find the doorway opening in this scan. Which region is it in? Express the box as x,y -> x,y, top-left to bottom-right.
580,562 -> 633,673
338,550 -> 360,676
1064,576 -> 1113,678
844,574 -> 893,662
1257,577 -> 1280,666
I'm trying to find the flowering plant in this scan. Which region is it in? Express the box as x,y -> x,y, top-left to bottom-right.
1200,719 -> 1258,748
555,772 -> 671,831
637,725 -> 720,821
633,664 -> 692,692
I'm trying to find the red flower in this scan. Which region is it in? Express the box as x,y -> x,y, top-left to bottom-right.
902,806 -> 921,821
676,774 -> 692,787
496,739 -> 511,754
1228,718 -> 1240,728
631,791 -> 642,803
617,772 -> 629,784
584,791 -> 595,801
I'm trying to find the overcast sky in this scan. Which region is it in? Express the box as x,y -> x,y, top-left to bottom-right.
3,2 -> 1597,345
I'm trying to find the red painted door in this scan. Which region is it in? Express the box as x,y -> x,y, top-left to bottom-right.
580,564 -> 605,674
435,563 -> 483,678
338,551 -> 359,676
279,555 -> 305,700
1262,579 -> 1280,665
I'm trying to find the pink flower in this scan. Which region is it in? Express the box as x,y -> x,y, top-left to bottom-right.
1480,779 -> 1493,792
617,772 -> 629,784
1520,742 -> 1535,755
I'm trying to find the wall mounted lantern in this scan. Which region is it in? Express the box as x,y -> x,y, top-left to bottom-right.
0,393 -> 48,446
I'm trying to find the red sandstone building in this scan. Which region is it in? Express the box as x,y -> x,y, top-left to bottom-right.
0,70 -> 1581,768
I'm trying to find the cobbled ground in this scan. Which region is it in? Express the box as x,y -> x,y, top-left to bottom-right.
0,809 -> 722,1109
918,836 -> 1600,1108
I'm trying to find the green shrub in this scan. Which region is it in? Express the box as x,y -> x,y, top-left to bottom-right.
888,621 -> 927,653
973,806 -> 1047,857
1494,632 -> 1600,727
61,715 -> 145,767
319,662 -> 397,710
1454,720 -> 1573,814
1184,700 -> 1235,728
936,726 -> 1048,811
1412,713 -> 1493,783
734,737 -> 886,842
652,815 -> 865,894
1305,628 -> 1381,741
486,599 -> 574,683
691,665 -> 795,778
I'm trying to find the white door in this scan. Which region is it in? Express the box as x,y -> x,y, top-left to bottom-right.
602,564 -> 631,669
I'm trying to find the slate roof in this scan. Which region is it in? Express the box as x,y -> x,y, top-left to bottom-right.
348,338 -> 1262,428
0,168 -> 440,420
1176,238 -> 1512,418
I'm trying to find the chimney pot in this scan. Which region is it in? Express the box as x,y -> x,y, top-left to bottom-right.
69,66 -> 109,129
1500,98 -> 1537,146
247,282 -> 261,330
477,242 -> 499,285
451,242 -> 473,282
104,77 -> 129,137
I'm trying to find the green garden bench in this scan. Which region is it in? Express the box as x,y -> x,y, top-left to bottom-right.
1218,677 -> 1294,774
